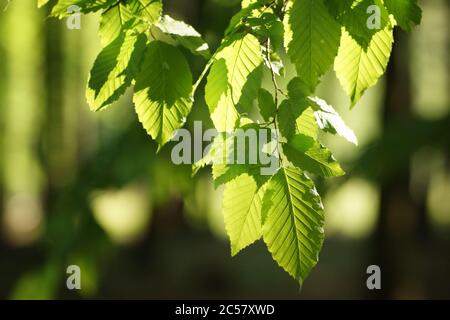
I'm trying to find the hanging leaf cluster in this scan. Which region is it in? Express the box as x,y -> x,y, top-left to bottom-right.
39,0 -> 422,285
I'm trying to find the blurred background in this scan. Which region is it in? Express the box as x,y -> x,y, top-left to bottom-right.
0,0 -> 449,299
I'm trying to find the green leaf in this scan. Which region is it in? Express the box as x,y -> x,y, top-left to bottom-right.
205,60 -> 238,132
341,0 -> 390,49
155,15 -> 210,58
324,0 -> 353,20
286,77 -> 312,100
133,41 -> 193,147
127,0 -> 162,24
86,32 -> 147,111
239,65 -> 264,112
209,133 -> 242,183
99,3 -> 135,46
277,79 -> 318,140
192,123 -> 258,178
284,0 -> 341,92
205,34 -> 263,132
308,96 -> 358,145
51,0 -> 118,18
262,167 -> 324,284
213,126 -> 275,187
278,100 -> 317,141
192,133 -> 227,176
334,25 -> 394,106
225,0 -> 272,35
192,122 -> 277,188
283,134 -> 345,178
192,131 -> 248,185
241,0 -> 258,8
223,173 -> 266,256
384,0 -> 422,32
296,107 -> 319,140
247,12 -> 284,51
258,89 -> 276,122
99,0 -> 162,46
278,78 -> 357,144
38,0 -> 50,8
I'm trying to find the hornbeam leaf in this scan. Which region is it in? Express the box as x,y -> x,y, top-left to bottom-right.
308,96 -> 358,145
258,89 -> 276,122
192,131 -> 242,178
126,0 -> 162,24
262,167 -> 324,284
277,79 -> 318,140
38,0 -> 50,8
99,0 -> 162,46
133,41 -> 193,147
278,78 -> 357,145
192,132 -> 250,186
277,100 -> 317,141
205,61 -> 239,132
241,0 -> 259,8
226,0 -> 272,35
99,3 -> 135,46
284,0 -> 341,92
334,25 -> 394,106
247,12 -> 284,51
156,15 -> 210,58
323,0 -> 353,20
239,65 -> 263,112
192,134 -> 227,176
223,173 -> 266,256
341,0 -> 390,49
283,135 -> 345,178
192,122 -> 277,188
51,0 -> 118,18
86,32 -> 147,111
384,0 -> 422,32
205,34 -> 263,132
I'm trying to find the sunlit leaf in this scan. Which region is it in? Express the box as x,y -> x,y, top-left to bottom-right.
334,25 -> 394,106
87,32 -> 147,111
134,41 -> 193,147
262,167 -> 324,285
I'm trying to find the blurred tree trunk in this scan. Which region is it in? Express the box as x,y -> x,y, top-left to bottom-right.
43,12 -> 64,190
372,29 -> 430,299
1,0 -> 45,246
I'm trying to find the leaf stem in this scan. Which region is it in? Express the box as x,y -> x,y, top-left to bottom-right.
265,38 -> 283,166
